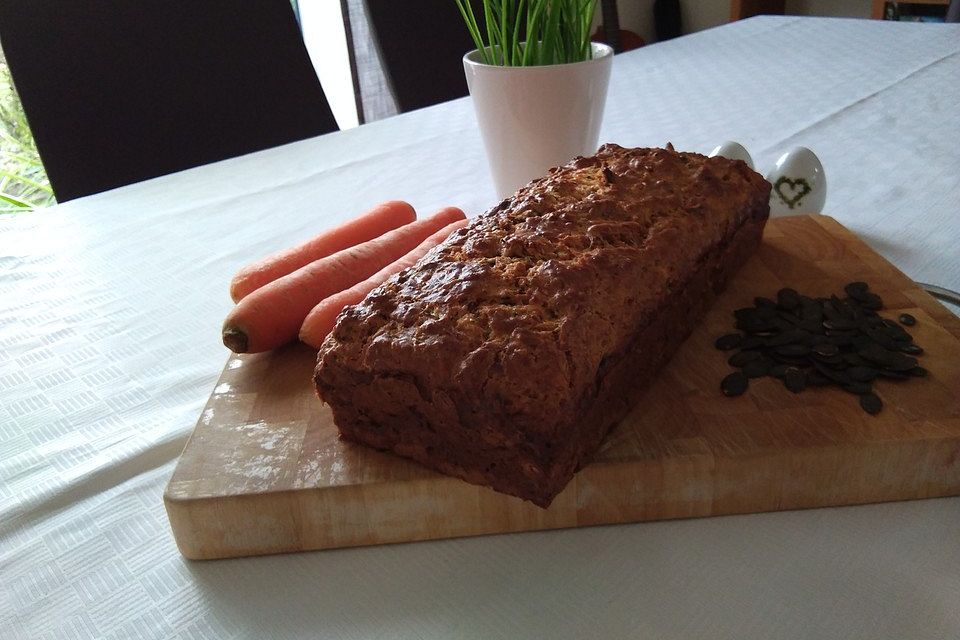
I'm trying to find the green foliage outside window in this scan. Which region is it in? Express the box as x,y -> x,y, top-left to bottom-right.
0,60 -> 54,213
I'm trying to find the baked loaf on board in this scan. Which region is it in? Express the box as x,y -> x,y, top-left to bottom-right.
314,144 -> 771,507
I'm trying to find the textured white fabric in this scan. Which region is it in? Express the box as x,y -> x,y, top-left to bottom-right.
1,17 -> 959,640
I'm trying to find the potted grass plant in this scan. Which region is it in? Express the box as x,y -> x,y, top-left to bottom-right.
456,0 -> 613,198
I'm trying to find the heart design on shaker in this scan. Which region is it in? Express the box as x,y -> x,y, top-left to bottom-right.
773,176 -> 812,210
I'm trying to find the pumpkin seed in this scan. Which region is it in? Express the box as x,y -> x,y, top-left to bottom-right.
812,343 -> 840,358
714,333 -> 743,351
846,366 -> 878,382
716,282 -> 924,415
775,344 -> 811,357
721,372 -> 748,397
843,382 -> 873,395
784,367 -> 806,393
776,288 -> 800,310
742,358 -> 770,378
859,393 -> 883,415
844,281 -> 869,297
769,364 -> 791,379
728,350 -> 762,367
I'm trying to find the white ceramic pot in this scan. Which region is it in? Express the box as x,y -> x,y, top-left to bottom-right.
463,42 -> 614,200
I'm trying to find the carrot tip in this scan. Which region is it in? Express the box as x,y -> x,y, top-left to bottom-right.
222,328 -> 249,353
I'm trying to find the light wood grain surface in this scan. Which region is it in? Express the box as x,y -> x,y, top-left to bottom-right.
165,215 -> 960,560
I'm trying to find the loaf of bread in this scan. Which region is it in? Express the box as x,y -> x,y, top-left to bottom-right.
314,144 -> 771,507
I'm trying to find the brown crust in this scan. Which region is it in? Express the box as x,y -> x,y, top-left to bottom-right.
314,144 -> 771,507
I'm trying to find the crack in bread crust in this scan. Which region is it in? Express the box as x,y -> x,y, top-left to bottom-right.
314,144 -> 771,507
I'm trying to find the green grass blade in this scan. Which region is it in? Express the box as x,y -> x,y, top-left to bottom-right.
456,0 -> 596,66
581,0 -> 596,59
558,0 -> 571,62
0,150 -> 44,167
511,0 -> 526,65
500,0 -> 509,65
0,191 -> 33,208
523,0 -> 545,64
455,0 -> 492,63
483,0 -> 501,64
0,169 -> 52,194
0,127 -> 24,148
543,0 -> 562,64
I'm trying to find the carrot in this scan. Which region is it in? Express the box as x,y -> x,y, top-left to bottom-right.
229,200 -> 416,303
222,207 -> 466,353
299,218 -> 468,348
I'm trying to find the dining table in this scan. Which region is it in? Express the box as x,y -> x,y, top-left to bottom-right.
2,15 -> 959,640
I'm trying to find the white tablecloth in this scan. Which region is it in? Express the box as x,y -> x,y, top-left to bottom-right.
2,17 -> 959,640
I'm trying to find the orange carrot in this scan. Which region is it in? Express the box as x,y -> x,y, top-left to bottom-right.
299,218 -> 468,348
229,200 -> 416,303
222,207 -> 466,353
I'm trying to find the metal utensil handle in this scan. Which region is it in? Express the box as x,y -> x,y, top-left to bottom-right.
918,282 -> 960,308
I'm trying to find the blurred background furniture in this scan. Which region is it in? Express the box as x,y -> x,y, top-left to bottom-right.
872,0 -> 951,20
733,0 -> 955,22
0,0 -> 338,201
363,0 -> 476,115
343,0 -> 640,125
730,0 -> 786,21
341,0 -> 478,123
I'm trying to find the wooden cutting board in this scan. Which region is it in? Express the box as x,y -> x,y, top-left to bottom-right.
165,215 -> 960,560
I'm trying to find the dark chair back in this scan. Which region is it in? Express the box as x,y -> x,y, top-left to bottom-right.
947,0 -> 959,22
363,0 -> 477,114
0,0 -> 338,201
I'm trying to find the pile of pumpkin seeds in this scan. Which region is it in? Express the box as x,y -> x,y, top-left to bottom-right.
716,282 -> 926,415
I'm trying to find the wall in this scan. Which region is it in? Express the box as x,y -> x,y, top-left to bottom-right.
681,0 -> 731,36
